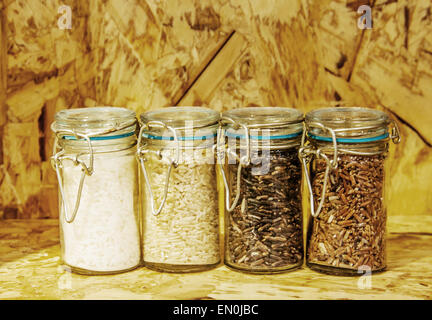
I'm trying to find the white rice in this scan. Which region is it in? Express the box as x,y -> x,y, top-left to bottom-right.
60,150 -> 141,272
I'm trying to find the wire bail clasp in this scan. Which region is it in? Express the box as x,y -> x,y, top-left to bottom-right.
137,120 -> 180,216
390,119 -> 401,144
299,122 -> 338,218
51,127 -> 95,224
217,116 -> 248,212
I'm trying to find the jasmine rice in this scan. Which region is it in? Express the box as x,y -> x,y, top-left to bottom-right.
61,149 -> 141,273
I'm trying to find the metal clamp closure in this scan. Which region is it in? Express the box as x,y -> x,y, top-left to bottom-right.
390,119 -> 401,144
137,120 -> 180,216
299,122 -> 338,218
299,119 -> 401,218
218,116 -> 302,212
51,129 -> 95,224
217,117 -> 239,212
51,118 -> 137,224
217,116 -> 252,212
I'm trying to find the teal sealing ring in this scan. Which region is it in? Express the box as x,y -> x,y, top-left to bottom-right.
142,132 -> 217,141
225,131 -> 302,140
308,132 -> 389,143
62,131 -> 135,141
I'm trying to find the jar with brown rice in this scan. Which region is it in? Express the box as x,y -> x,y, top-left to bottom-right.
301,107 -> 400,275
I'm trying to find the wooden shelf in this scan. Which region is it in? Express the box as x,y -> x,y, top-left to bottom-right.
0,216 -> 431,300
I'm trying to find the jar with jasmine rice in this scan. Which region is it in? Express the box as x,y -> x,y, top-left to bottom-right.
220,107 -> 304,274
138,107 -> 220,272
300,107 -> 401,275
51,107 -> 141,275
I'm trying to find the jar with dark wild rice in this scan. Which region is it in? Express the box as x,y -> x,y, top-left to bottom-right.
219,107 -> 304,274
301,107 -> 400,276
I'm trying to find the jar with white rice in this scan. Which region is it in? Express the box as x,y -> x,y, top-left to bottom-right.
138,107 -> 220,272
51,107 -> 141,275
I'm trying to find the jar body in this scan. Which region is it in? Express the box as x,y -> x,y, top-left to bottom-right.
306,146 -> 387,275
224,146 -> 304,273
141,145 -> 220,272
59,146 -> 141,275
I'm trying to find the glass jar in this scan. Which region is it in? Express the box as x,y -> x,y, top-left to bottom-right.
220,107 -> 304,274
301,107 -> 401,276
138,107 -> 221,273
51,107 -> 141,275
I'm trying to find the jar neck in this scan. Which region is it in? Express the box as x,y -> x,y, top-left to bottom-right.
142,136 -> 216,150
141,123 -> 218,150
310,139 -> 389,155
60,136 -> 137,154
229,137 -> 301,151
224,123 -> 302,151
54,120 -> 138,154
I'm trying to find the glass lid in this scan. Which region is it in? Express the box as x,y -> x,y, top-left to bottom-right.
140,107 -> 219,129
53,107 -> 137,136
223,107 -> 304,140
223,107 -> 303,127
140,107 -> 220,142
305,107 -> 390,141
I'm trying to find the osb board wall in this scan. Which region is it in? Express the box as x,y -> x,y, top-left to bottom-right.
0,0 -> 431,219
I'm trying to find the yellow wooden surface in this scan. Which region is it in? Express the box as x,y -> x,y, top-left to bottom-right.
0,216 -> 431,300
0,0 -> 431,219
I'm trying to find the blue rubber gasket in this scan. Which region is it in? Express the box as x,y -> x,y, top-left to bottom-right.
308,132 -> 389,143
142,132 -> 217,141
62,131 -> 135,141
224,131 -> 302,140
